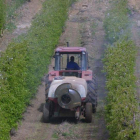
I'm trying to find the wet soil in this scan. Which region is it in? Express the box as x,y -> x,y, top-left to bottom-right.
11,0 -> 110,140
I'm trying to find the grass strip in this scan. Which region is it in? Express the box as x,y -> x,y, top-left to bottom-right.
103,0 -> 139,139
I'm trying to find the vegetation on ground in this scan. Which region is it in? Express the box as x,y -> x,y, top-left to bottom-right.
0,0 -> 75,139
103,0 -> 139,139
0,0 -> 5,33
0,0 -> 28,32
5,0 -> 28,31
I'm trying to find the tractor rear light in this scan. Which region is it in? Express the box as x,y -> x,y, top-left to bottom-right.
50,73 -> 56,76
81,97 -> 86,101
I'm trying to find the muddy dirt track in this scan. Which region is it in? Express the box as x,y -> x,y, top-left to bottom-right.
10,0 -> 110,140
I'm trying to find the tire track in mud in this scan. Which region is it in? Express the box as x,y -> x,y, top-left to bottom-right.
11,0 -> 109,139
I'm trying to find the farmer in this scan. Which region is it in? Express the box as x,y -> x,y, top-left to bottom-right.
67,56 -> 80,70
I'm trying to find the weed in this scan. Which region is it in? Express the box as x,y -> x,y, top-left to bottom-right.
52,132 -> 59,139
5,22 -> 16,32
62,132 -> 69,136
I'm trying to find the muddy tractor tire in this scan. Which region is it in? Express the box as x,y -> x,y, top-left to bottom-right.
87,92 -> 97,113
85,103 -> 92,123
43,102 -> 51,123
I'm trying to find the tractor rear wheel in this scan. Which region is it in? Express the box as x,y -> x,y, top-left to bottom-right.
43,102 -> 51,123
87,76 -> 98,113
85,103 -> 92,123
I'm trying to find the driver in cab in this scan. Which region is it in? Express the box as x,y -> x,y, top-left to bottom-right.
66,56 -> 80,70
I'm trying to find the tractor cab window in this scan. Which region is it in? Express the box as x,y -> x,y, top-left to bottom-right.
60,53 -> 81,70
54,52 -> 87,71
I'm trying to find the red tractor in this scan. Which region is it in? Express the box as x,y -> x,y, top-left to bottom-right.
43,43 -> 97,123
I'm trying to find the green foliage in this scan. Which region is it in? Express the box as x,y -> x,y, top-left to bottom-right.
103,0 -> 140,139
0,0 -> 75,139
0,42 -> 29,140
103,0 -> 129,43
0,0 -> 5,32
104,38 -> 139,140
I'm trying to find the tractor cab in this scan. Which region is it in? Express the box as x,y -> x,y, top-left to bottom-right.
49,46 -> 93,81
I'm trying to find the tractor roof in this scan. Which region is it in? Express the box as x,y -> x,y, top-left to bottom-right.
55,47 -> 86,53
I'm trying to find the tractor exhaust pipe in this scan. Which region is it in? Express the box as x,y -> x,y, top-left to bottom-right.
67,42 -> 69,47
